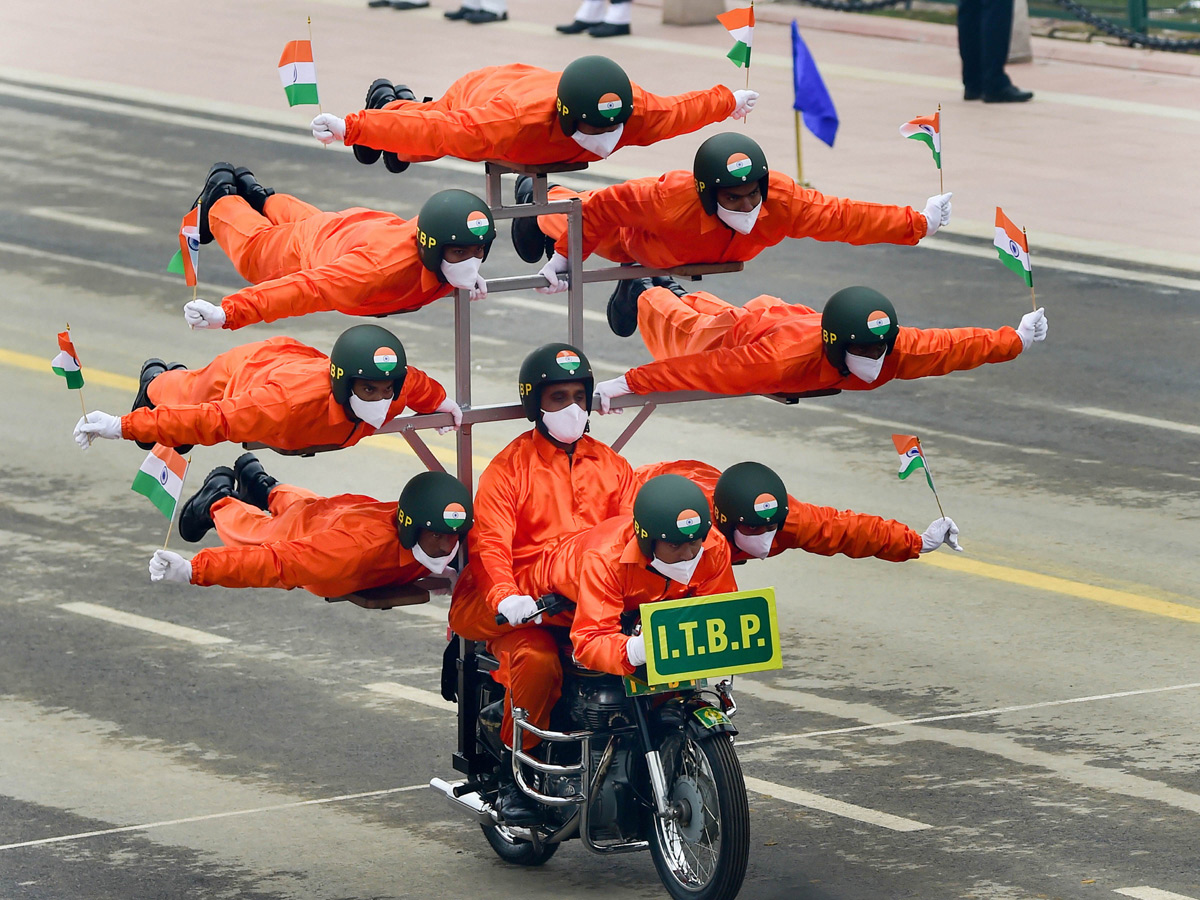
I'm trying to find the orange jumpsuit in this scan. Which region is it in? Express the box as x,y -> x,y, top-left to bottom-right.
633,461 -> 921,564
189,484 -> 427,597
623,287 -> 1025,397
341,64 -> 736,166
209,193 -> 449,329
447,429 -> 637,748
514,516 -> 737,677
121,336 -> 446,451
539,171 -> 928,268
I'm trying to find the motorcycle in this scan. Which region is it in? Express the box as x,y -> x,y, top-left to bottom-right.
432,593 -> 751,900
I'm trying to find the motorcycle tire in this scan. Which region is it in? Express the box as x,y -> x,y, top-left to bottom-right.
646,731 -> 749,900
480,823 -> 560,867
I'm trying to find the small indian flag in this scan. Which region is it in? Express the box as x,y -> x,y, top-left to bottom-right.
466,210 -> 490,236
994,207 -> 1033,288
443,502 -> 468,529
753,493 -> 779,519
726,153 -> 753,178
278,41 -> 319,107
892,433 -> 934,492
899,113 -> 941,169
373,347 -> 399,373
166,206 -> 200,287
132,444 -> 189,520
867,309 -> 891,336
716,6 -> 754,68
51,330 -> 84,390
597,92 -> 623,119
555,349 -> 580,372
676,509 -> 703,536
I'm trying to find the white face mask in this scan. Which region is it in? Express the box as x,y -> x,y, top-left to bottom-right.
733,527 -> 777,560
844,350 -> 886,384
349,394 -> 393,429
540,403 -> 589,444
650,546 -> 705,585
412,538 -> 458,575
716,200 -> 761,235
571,123 -> 624,159
440,255 -> 483,290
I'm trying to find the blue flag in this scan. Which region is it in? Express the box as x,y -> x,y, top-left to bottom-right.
791,22 -> 839,148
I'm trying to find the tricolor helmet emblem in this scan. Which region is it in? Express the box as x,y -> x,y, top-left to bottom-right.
726,152 -> 753,178
752,493 -> 779,520
555,349 -> 580,372
676,509 -> 702,536
443,502 -> 467,529
466,210 -> 490,237
866,310 -> 892,336
597,92 -> 623,119
373,347 -> 399,373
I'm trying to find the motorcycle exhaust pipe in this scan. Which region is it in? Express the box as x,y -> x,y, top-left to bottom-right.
429,777 -> 497,825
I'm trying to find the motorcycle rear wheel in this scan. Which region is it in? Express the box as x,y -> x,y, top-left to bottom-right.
647,732 -> 749,900
480,823 -> 560,866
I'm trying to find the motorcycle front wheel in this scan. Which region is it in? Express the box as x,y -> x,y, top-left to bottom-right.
647,731 -> 750,900
480,823 -> 560,866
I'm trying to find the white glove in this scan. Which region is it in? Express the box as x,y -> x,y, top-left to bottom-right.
921,192 -> 953,237
497,594 -> 542,626
149,549 -> 193,584
920,517 -> 963,553
311,113 -> 346,145
183,299 -> 226,330
625,633 -> 646,667
468,275 -> 488,302
1016,307 -> 1048,350
73,411 -> 122,450
535,253 -> 570,295
435,398 -> 462,435
594,375 -> 631,414
731,89 -> 759,120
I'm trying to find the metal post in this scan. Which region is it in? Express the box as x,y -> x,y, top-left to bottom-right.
567,196 -> 584,347
1128,0 -> 1147,32
484,163 -> 503,210
454,287 -> 473,491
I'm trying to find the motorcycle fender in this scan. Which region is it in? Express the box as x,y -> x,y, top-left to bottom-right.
687,704 -> 738,740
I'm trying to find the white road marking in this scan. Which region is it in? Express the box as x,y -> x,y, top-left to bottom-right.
1115,889 -> 1200,900
0,784 -> 429,852
495,295 -> 608,324
738,680 -> 1200,747
59,601 -> 232,646
27,207 -> 148,235
1068,407 -> 1200,436
742,776 -> 932,832
364,681 -> 455,711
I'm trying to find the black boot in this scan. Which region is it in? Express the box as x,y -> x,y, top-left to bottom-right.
233,452 -> 277,511
588,22 -> 630,37
511,175 -> 552,264
650,275 -> 688,298
556,18 -> 599,33
495,751 -> 544,826
443,4 -> 470,18
606,276 -> 652,338
162,362 -> 194,455
381,84 -> 416,174
131,358 -> 167,451
464,8 -> 507,22
352,78 -> 395,166
196,163 -> 237,245
232,167 -> 275,215
178,467 -> 236,543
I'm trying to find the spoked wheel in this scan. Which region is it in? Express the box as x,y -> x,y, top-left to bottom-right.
480,823 -> 560,866
647,731 -> 749,900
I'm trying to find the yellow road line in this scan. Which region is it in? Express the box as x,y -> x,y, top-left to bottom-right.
919,553 -> 1200,624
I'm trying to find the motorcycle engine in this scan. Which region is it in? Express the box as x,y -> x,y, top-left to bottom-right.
572,678 -> 633,731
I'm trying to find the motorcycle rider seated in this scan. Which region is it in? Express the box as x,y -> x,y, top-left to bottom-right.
633,460 -> 963,563
181,163 -> 495,330
591,280 -> 1048,411
146,462 -> 472,598
72,323 -> 460,454
446,342 -> 637,825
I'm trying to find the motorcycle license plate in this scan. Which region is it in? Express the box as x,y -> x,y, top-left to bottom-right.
622,674 -> 707,698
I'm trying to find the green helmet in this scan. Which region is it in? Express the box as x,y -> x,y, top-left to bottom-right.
415,188 -> 496,274
328,323 -> 407,407
556,56 -> 634,136
820,286 -> 900,376
713,462 -> 789,541
632,474 -> 711,558
518,342 -> 594,420
395,471 -> 474,550
693,132 -> 770,216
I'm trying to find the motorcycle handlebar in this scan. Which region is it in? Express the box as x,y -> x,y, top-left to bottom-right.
494,593 -> 572,626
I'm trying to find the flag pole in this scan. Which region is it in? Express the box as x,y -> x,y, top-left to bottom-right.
916,438 -> 947,521
937,103 -> 943,195
1024,226 -> 1036,311
66,322 -> 86,415
163,455 -> 193,551
307,16 -> 322,116
794,111 -> 803,185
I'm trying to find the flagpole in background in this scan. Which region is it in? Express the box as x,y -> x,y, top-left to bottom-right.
162,455 -> 192,551
790,21 -> 838,189
66,323 -> 86,416
794,111 -> 803,185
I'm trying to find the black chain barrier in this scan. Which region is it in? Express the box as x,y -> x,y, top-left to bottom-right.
794,0 -> 1200,51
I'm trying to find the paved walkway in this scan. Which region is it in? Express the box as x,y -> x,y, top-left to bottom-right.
2,0 -> 1197,271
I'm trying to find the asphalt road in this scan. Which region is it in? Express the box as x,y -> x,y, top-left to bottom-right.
2,79 -> 1200,900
